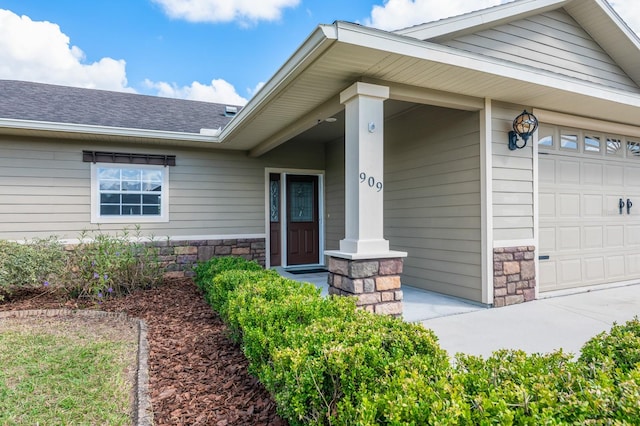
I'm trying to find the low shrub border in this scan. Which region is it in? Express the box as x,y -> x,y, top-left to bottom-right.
195,256 -> 640,425
0,228 -> 163,302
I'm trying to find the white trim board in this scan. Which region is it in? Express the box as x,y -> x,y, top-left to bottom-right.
481,98 -> 494,305
13,234 -> 267,245
493,239 -> 536,248
534,109 -> 640,138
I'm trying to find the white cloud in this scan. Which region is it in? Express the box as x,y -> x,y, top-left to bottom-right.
152,0 -> 300,25
248,82 -> 265,98
0,8 -> 251,105
364,0 -> 509,31
0,9 -> 133,92
144,78 -> 249,105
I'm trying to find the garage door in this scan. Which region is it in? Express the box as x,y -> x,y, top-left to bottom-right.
539,129 -> 640,292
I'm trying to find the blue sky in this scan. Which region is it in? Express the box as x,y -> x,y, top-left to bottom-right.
1,0 -> 639,105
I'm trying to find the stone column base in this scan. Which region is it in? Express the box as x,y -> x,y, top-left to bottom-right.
493,246 -> 536,307
327,256 -> 404,318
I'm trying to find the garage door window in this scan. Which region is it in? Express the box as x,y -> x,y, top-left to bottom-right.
607,137 -> 624,156
538,125 -> 554,148
584,134 -> 601,153
627,141 -> 640,157
560,132 -> 578,150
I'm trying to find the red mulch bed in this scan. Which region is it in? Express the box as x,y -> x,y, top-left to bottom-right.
0,279 -> 287,426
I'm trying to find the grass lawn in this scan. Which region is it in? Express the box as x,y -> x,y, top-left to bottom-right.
0,315 -> 137,425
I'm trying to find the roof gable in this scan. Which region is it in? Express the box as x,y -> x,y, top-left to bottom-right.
395,0 -> 640,89
438,8 -> 639,93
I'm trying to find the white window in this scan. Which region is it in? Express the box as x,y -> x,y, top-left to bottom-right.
91,163 -> 169,223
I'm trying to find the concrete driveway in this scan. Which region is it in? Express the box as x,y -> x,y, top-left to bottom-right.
420,284 -> 640,358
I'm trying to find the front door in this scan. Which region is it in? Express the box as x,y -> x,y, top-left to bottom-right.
286,175 -> 319,265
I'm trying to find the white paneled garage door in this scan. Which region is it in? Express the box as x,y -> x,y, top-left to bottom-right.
538,125 -> 640,292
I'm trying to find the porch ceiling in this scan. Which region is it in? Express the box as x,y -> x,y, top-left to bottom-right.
223,21 -> 640,155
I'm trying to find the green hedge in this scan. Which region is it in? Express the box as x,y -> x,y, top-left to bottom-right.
195,256 -> 640,425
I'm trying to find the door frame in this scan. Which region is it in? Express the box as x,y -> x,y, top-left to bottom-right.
264,168 -> 325,268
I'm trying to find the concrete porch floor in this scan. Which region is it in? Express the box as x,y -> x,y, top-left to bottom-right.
276,268 -> 484,323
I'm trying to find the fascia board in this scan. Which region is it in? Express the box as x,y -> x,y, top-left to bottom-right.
587,0 -> 640,48
334,21 -> 640,109
0,118 -> 221,143
395,0 -> 568,41
217,25 -> 337,143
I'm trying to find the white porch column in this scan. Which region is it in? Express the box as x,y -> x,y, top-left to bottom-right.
325,82 -> 406,317
338,82 -> 391,255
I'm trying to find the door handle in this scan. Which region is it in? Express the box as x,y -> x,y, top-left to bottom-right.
628,199 -> 633,215
620,198 -> 625,215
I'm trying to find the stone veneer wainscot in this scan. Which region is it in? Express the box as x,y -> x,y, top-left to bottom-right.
493,246 -> 536,307
156,238 -> 265,278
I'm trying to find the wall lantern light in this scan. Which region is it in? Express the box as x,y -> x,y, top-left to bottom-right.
508,110 -> 539,150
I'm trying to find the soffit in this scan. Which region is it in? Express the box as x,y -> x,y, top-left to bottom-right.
222,22 -> 640,153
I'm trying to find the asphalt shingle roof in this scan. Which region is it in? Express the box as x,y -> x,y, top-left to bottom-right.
0,80 -> 239,134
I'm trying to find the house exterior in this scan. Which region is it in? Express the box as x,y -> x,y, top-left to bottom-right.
2,0 -> 640,313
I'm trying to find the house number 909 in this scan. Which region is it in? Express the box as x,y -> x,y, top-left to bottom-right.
359,172 -> 383,192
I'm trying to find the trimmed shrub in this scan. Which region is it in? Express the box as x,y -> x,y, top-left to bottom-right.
267,311 -> 455,425
227,276 -> 357,376
579,318 -> 640,375
455,350 -> 594,424
358,355 -> 469,425
0,237 -> 66,300
193,256 -> 262,291
196,262 -> 457,425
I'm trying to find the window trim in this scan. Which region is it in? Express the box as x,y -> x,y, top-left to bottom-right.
90,163 -> 169,224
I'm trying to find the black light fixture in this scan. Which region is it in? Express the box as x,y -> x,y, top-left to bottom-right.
508,110 -> 539,150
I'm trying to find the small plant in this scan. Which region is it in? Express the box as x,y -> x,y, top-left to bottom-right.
0,237 -> 66,301
62,226 -> 163,300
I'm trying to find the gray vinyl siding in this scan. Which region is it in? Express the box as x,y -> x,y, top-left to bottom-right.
0,137 -> 324,240
384,105 -> 482,302
439,9 -> 639,93
492,104 -> 534,241
324,138 -> 345,252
